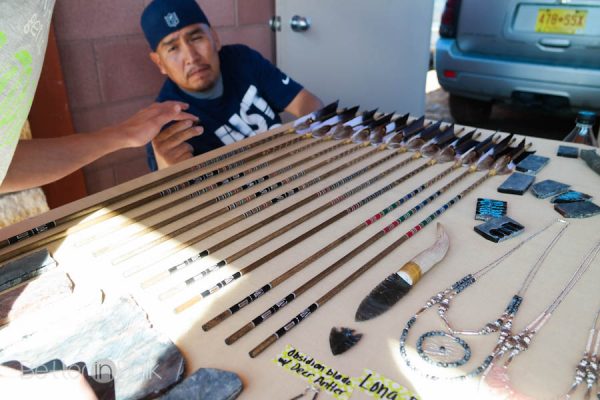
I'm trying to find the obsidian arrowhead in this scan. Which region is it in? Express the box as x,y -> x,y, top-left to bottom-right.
329,327 -> 363,356
355,273 -> 412,321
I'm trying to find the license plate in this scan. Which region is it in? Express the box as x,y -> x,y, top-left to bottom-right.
535,8 -> 588,34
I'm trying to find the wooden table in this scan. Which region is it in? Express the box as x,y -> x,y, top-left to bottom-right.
1,123 -> 599,400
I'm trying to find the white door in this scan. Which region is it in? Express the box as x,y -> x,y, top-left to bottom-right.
274,0 -> 434,116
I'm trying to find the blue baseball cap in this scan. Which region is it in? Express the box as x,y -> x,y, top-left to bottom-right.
141,0 -> 211,51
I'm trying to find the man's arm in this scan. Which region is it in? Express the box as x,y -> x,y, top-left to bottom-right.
0,101 -> 197,193
284,88 -> 324,118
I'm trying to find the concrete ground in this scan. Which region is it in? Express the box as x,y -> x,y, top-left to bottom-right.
424,70 -> 578,141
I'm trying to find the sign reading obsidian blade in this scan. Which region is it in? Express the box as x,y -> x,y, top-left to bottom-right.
274,346 -> 420,399
274,345 -> 354,399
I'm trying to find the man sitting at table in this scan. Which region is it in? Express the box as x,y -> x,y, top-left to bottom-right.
141,0 -> 323,171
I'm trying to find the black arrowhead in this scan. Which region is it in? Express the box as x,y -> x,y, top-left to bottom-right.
355,273 -> 412,321
329,327 -> 363,356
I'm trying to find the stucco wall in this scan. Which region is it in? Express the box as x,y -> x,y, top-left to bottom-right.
52,0 -> 275,194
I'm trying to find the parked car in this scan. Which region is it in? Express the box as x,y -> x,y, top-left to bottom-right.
430,0 -> 446,60
435,0 -> 600,126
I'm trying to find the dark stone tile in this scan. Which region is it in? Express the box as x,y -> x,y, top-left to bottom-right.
551,191 -> 592,204
497,172 -> 535,195
557,145 -> 579,158
515,154 -> 550,175
555,201 -> 600,219
531,179 -> 570,199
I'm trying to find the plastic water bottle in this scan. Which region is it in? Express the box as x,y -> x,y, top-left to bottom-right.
563,111 -> 598,147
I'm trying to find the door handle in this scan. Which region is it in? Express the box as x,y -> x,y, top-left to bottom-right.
290,15 -> 311,32
269,16 -> 281,32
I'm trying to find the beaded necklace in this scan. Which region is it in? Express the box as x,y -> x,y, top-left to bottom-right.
561,308 -> 600,399
481,241 -> 600,398
399,219 -> 569,381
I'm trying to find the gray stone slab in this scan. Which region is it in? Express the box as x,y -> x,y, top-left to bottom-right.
0,297 -> 184,400
160,368 -> 243,400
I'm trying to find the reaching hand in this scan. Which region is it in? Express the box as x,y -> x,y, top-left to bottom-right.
1,101 -> 201,193
110,101 -> 199,148
152,119 -> 204,169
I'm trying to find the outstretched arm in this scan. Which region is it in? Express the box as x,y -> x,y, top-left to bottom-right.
0,101 -> 197,193
284,88 -> 324,118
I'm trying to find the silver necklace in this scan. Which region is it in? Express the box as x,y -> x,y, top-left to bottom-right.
399,219 -> 569,381
561,308 -> 600,400
481,240 -> 600,398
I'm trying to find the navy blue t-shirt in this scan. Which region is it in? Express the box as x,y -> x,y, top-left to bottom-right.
148,44 -> 303,170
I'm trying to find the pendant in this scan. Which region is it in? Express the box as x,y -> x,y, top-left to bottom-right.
416,330 -> 471,368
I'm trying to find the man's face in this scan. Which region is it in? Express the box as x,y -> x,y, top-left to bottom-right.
150,23 -> 221,92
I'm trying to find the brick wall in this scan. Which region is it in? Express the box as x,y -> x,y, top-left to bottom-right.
52,0 -> 275,194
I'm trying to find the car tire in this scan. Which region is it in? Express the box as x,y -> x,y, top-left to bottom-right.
449,94 -> 492,126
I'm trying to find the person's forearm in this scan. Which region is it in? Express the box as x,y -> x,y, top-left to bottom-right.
0,100 -> 196,193
0,128 -> 130,193
285,89 -> 324,118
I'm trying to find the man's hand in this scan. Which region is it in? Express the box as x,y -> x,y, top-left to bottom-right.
111,101 -> 199,148
152,120 -> 204,170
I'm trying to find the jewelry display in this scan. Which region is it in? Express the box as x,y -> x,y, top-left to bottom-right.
481,240 -> 600,398
399,219 -> 569,380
